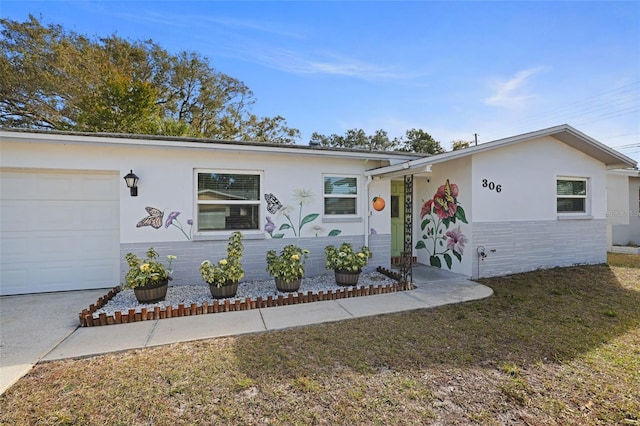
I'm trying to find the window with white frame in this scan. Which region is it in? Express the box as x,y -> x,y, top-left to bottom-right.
556,178 -> 588,213
196,170 -> 261,232
323,175 -> 358,215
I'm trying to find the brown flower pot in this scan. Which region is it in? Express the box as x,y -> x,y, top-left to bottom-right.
335,270 -> 361,286
275,278 -> 302,292
209,281 -> 239,299
134,279 -> 169,303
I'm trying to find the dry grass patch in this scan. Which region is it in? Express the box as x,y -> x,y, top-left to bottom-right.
1,254 -> 638,425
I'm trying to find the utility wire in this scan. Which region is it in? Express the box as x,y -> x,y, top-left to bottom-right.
479,81 -> 640,143
523,81 -> 640,123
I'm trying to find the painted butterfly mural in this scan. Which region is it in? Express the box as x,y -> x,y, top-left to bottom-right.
136,207 -> 164,229
433,179 -> 456,218
264,193 -> 283,214
136,206 -> 193,239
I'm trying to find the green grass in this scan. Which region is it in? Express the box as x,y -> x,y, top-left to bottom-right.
1,253 -> 638,425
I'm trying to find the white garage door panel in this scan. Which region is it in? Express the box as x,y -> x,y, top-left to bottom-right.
1,230 -> 118,261
1,170 -> 118,201
0,202 -> 31,230
0,173 -> 35,200
0,268 -> 28,288
79,202 -> 120,230
36,174 -> 78,198
82,175 -> 120,198
1,260 -> 119,294
82,262 -> 121,287
0,234 -> 28,263
35,231 -> 118,261
0,169 -> 120,295
2,201 -> 119,232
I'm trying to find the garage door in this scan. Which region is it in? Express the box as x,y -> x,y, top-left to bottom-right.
1,169 -> 120,295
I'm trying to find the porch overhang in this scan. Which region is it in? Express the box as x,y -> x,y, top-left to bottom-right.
366,164 -> 432,179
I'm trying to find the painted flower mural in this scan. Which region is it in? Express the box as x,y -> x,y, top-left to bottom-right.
416,179 -> 468,269
265,216 -> 277,234
264,191 -> 341,238
165,211 -> 193,240
445,225 -> 468,254
136,207 -> 192,240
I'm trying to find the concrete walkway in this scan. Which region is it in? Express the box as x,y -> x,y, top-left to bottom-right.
0,266 -> 492,394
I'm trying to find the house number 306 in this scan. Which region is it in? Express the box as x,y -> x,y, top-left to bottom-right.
482,179 -> 502,193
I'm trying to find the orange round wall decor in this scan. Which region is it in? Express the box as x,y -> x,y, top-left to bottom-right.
372,196 -> 386,211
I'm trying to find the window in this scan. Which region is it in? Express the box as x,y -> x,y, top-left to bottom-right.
391,195 -> 400,218
323,175 -> 358,215
556,178 -> 587,213
196,171 -> 261,232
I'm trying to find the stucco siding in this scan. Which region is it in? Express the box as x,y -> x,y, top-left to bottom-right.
472,136 -> 607,222
120,233 -> 391,286
472,219 -> 606,278
611,176 -> 640,246
1,138 -> 388,244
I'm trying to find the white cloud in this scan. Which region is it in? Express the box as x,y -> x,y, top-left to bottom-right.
484,67 -> 546,108
203,16 -> 303,39
226,46 -> 406,80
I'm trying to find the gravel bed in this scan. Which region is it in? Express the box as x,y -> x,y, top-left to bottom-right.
93,272 -> 394,318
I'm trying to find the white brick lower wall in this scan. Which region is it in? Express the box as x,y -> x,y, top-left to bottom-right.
472,219 -> 607,279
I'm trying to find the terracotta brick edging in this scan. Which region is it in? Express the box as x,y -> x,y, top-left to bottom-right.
79,267 -> 413,327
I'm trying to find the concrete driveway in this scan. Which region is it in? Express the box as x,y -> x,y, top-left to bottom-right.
0,289 -> 108,394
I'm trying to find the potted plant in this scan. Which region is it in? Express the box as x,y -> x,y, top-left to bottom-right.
200,232 -> 245,298
123,248 -> 176,303
266,245 -> 309,292
324,242 -> 372,286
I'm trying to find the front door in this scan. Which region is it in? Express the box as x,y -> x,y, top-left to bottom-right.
391,181 -> 404,258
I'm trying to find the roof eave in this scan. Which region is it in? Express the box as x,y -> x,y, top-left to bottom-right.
0,129 -> 420,162
607,168 -> 640,177
366,124 -> 637,178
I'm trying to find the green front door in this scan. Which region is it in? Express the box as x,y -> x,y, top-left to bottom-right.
391,181 -> 404,257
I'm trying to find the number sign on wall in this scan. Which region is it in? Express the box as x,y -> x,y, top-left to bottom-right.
482,179 -> 502,193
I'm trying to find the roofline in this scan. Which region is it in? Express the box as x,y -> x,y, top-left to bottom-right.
607,168 -> 640,177
366,124 -> 637,177
0,128 -> 422,162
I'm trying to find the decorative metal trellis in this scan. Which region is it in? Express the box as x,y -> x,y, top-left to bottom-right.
401,174 -> 413,284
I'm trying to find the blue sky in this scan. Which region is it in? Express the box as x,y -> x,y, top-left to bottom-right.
2,1 -> 639,162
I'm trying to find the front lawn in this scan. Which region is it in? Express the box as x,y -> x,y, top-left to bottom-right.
1,254 -> 638,425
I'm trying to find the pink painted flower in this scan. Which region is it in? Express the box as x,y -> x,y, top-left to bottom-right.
432,180 -> 458,219
446,225 -> 467,254
420,199 -> 433,218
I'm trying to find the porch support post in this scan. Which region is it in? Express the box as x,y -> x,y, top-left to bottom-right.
402,174 -> 413,284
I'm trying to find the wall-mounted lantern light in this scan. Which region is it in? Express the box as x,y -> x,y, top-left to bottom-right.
123,170 -> 139,197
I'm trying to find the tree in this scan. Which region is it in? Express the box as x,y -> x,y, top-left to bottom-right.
0,16 -> 300,142
309,128 -> 396,151
451,140 -> 472,151
394,129 -> 445,154
0,16 -> 97,130
310,128 -> 449,153
369,129 -> 396,151
75,70 -> 161,134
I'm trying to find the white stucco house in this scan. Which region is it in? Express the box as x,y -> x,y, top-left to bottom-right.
607,168 -> 640,253
0,124 -> 635,295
